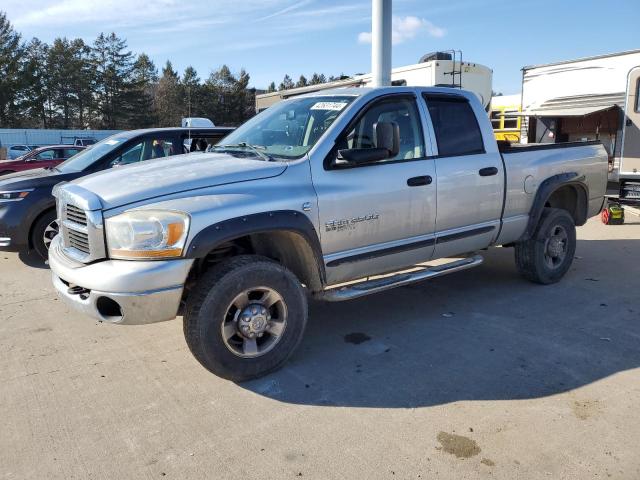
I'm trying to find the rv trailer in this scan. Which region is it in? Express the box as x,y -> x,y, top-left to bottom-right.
519,49 -> 640,188
256,51 -> 493,112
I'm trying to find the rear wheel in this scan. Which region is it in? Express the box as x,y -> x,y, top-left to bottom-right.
515,208 -> 576,284
31,210 -> 58,261
183,255 -> 308,382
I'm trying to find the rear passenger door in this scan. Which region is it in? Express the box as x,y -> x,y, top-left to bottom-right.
422,93 -> 504,259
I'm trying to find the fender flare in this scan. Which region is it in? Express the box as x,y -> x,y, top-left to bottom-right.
521,172 -> 588,241
185,210 -> 326,283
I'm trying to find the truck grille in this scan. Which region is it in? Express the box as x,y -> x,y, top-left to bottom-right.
67,228 -> 90,254
55,185 -> 106,263
65,204 -> 87,226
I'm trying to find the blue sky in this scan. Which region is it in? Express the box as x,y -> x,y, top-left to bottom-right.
2,0 -> 639,94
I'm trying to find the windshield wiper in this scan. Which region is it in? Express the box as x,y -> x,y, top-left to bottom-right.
211,143 -> 273,161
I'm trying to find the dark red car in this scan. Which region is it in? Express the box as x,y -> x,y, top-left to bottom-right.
0,145 -> 86,175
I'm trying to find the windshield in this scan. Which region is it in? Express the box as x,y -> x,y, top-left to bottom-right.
215,95 -> 355,160
57,135 -> 130,173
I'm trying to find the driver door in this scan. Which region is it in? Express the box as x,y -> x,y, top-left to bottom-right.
310,94 -> 437,285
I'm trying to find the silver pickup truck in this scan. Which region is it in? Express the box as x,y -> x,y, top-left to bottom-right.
49,87 -> 608,381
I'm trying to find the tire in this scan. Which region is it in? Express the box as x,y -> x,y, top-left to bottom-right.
30,210 -> 59,261
515,207 -> 576,285
183,255 -> 308,382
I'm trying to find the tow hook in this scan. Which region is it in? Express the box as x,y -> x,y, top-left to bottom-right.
67,285 -> 90,299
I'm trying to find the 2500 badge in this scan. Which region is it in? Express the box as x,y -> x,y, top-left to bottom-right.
325,213 -> 380,232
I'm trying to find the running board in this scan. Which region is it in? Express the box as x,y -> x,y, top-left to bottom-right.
320,255 -> 484,302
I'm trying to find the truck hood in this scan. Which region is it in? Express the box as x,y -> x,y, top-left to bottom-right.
72,152 -> 288,210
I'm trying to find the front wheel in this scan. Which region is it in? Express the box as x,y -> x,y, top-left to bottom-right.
515,208 -> 576,284
183,255 -> 308,382
31,210 -> 59,261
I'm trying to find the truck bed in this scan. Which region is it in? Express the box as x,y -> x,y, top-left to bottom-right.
495,140 -> 608,245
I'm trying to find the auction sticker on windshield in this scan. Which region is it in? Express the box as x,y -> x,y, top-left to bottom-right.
310,101 -> 348,111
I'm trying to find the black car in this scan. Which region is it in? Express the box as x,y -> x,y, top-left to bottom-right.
0,127 -> 233,261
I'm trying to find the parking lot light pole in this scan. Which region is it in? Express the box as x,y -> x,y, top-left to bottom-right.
371,0 -> 392,87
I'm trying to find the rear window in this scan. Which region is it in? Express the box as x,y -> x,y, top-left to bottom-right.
424,95 -> 484,157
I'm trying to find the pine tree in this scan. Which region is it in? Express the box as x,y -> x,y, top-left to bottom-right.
47,38 -> 86,128
129,53 -> 158,127
91,32 -> 135,128
266,81 -> 276,93
309,73 -> 326,85
155,60 -> 183,127
295,74 -> 308,88
0,12 -> 24,127
20,38 -> 49,128
182,66 -> 202,119
278,74 -> 294,91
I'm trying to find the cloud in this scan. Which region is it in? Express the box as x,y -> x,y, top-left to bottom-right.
358,15 -> 445,45
357,31 -> 372,44
10,0 -> 291,28
255,0 -> 313,22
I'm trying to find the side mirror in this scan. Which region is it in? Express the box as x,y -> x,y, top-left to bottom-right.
336,121 -> 400,165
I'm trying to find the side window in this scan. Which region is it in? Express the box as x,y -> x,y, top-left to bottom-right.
110,142 -> 144,167
35,149 -> 56,160
185,136 -> 214,152
340,97 -> 425,163
490,111 -> 502,129
503,110 -> 519,129
424,95 -> 484,157
150,138 -> 175,159
63,148 -> 81,158
109,136 -> 177,167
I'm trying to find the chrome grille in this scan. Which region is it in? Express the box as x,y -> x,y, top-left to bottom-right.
65,204 -> 87,226
54,184 -> 106,263
64,203 -> 91,255
67,228 -> 90,253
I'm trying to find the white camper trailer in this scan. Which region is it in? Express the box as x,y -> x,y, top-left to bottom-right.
256,51 -> 493,112
519,49 -> 640,188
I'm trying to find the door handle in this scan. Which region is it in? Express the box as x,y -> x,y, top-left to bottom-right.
407,175 -> 432,187
479,167 -> 498,177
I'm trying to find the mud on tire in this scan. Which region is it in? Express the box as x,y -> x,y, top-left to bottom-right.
515,207 -> 577,285
183,255 -> 308,382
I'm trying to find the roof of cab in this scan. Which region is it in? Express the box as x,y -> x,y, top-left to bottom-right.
295,85 -> 477,101
111,126 -> 235,140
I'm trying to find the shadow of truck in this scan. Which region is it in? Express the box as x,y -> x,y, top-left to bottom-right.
241,239 -> 640,408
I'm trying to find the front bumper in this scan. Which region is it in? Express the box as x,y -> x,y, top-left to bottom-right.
48,235 -> 194,325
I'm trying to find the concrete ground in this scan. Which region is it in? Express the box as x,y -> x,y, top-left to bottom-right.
1,216 -> 639,480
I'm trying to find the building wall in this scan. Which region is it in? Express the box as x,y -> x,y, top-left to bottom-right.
0,129 -> 121,148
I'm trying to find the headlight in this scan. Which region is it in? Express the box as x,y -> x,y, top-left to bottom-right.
105,210 -> 190,260
0,190 -> 33,202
